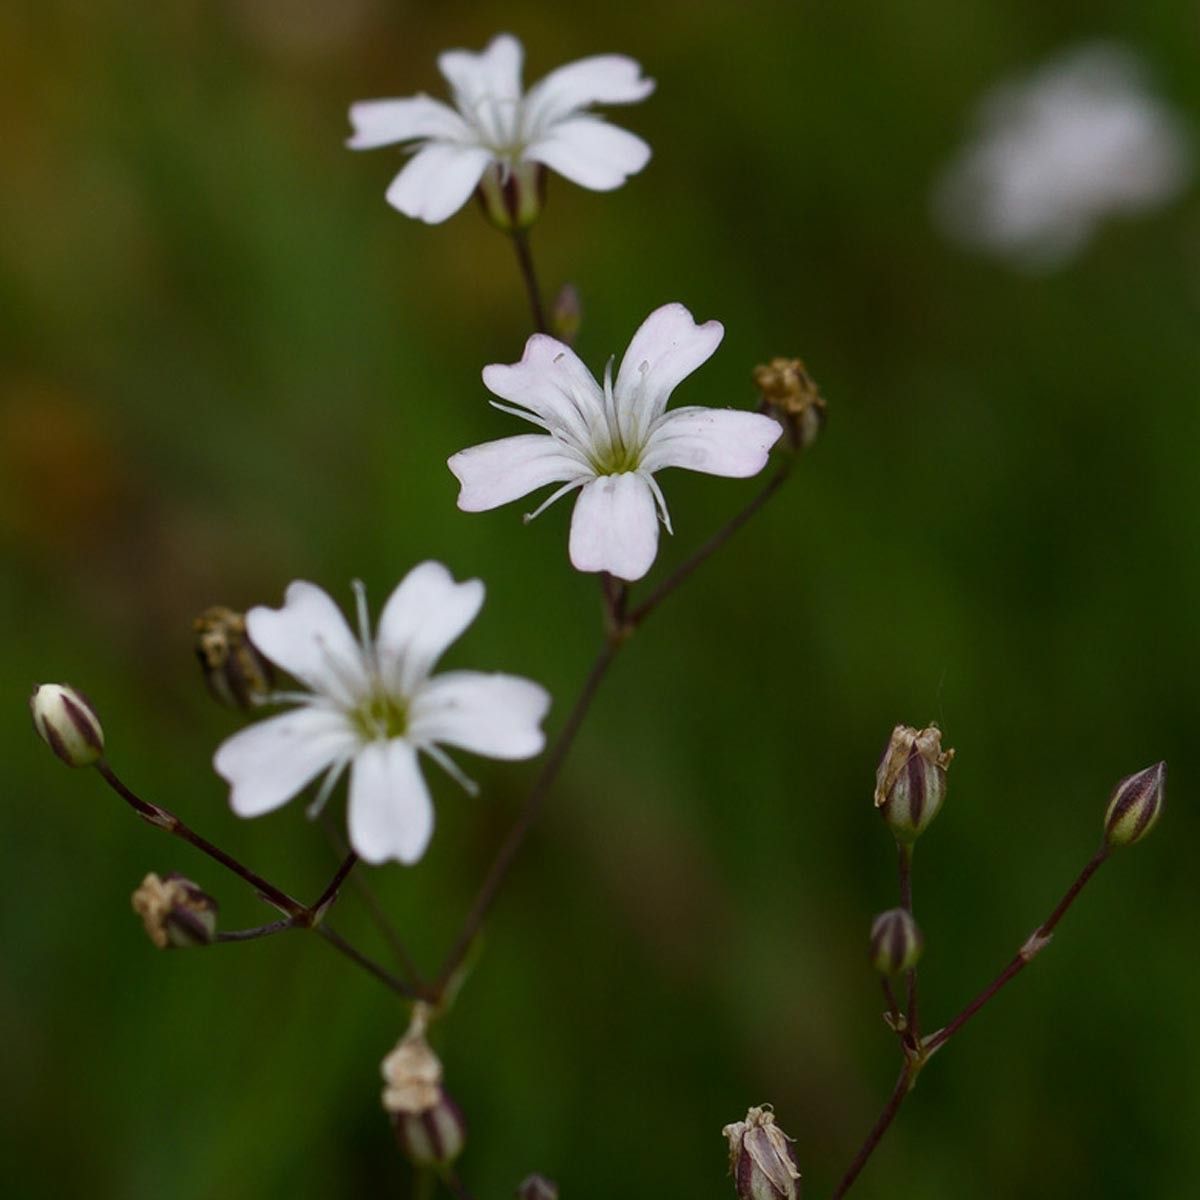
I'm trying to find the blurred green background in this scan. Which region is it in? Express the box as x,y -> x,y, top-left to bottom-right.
4,1 -> 1198,1196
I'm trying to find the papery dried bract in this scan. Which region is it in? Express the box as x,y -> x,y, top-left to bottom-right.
723,1106 -> 802,1200
131,872 -> 218,949
194,606 -> 274,710
752,358 -> 825,451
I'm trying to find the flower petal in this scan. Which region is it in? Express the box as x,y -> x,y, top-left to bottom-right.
346,95 -> 469,149
448,434 -> 589,512
613,302 -> 724,432
482,333 -> 606,445
246,581 -> 367,703
641,407 -> 783,477
376,561 -> 485,694
524,115 -> 651,191
568,473 -> 659,581
438,33 -> 524,107
522,54 -> 655,130
409,671 -> 550,760
385,142 -> 493,224
347,740 -> 434,865
215,707 -> 356,819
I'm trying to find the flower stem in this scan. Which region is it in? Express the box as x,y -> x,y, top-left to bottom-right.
431,631 -> 622,997
316,924 -> 417,998
627,459 -> 793,628
216,919 -> 294,943
510,227 -> 548,334
438,1167 -> 476,1200
306,851 -> 359,924
923,846 -> 1110,1054
898,842 -> 919,1041
830,1063 -> 915,1200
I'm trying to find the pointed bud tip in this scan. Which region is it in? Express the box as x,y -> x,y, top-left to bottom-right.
1104,761 -> 1165,848
30,683 -> 105,767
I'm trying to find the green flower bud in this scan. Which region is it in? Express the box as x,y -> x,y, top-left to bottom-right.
131,872 -> 218,948
1104,762 -> 1165,848
869,908 -> 923,977
477,161 -> 545,230
194,607 -> 273,710
874,724 -> 954,843
723,1106 -> 802,1200
30,683 -> 105,767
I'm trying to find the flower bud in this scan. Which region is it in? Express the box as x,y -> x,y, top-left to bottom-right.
478,161 -> 545,230
752,358 -> 826,451
382,1006 -> 466,1167
30,683 -> 104,767
723,1106 -> 802,1200
552,283 -> 582,345
194,607 -> 273,709
131,872 -> 218,948
516,1174 -> 559,1200
869,908 -> 924,976
874,724 -> 954,843
1104,762 -> 1165,848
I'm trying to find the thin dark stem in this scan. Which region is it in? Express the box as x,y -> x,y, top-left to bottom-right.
432,635 -> 622,997
321,816 -> 426,989
510,227 -> 548,334
924,847 -> 1110,1053
96,759 -> 304,918
308,851 -> 359,922
897,842 -> 919,1040
216,919 -> 294,943
316,925 -> 418,998
830,1063 -> 914,1199
881,978 -> 901,1027
439,1167 -> 476,1200
627,460 -> 792,628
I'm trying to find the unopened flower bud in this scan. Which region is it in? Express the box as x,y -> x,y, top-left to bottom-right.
194,606 -> 273,709
752,358 -> 826,451
723,1106 -> 802,1200
874,724 -> 954,843
517,1174 -> 559,1200
382,1006 -> 467,1166
552,283 -> 582,345
478,161 -> 545,230
30,683 -> 104,767
131,872 -> 218,948
1104,762 -> 1165,848
869,908 -> 923,976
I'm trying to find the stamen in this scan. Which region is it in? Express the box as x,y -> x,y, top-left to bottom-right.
306,755 -> 352,820
424,743 -> 480,797
523,477 -> 588,523
643,472 -> 675,535
351,579 -> 376,671
488,399 -> 551,431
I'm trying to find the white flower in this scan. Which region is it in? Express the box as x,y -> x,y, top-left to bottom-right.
447,303 -> 784,582
346,32 -> 654,223
933,43 -> 1191,269
213,563 -> 550,866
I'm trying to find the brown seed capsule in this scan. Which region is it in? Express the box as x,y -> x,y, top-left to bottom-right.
131,872 -> 219,948
752,358 -> 826,451
30,683 -> 105,768
874,724 -> 954,843
477,160 -> 546,230
869,908 -> 924,977
194,606 -> 273,709
723,1106 -> 802,1200
1104,762 -> 1165,848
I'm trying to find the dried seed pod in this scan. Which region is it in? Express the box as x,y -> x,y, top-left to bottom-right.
874,724 -> 954,843
723,1106 -> 802,1200
131,872 -> 218,948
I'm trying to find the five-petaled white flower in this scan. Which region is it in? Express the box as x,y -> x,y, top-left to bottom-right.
346,32 -> 654,224
447,303 -> 784,582
213,563 -> 550,866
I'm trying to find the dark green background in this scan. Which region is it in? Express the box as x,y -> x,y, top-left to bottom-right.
4,2 -> 1197,1196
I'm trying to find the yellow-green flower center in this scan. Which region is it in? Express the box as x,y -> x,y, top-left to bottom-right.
353,692 -> 408,740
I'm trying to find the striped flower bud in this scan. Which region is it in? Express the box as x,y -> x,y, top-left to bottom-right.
131,872 -> 218,948
30,683 -> 105,767
869,908 -> 924,977
1104,762 -> 1165,848
194,607 -> 273,710
874,724 -> 954,843
382,1008 -> 466,1167
723,1106 -> 802,1200
516,1174 -> 559,1200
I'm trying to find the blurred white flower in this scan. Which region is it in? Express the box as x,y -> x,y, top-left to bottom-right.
347,33 -> 654,223
448,303 -> 783,582
214,564 -> 549,866
933,43 -> 1191,268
